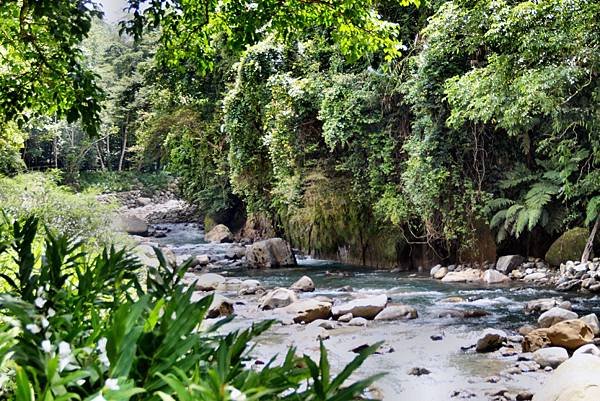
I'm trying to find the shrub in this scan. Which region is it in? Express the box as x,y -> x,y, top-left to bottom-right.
0,214 -> 381,401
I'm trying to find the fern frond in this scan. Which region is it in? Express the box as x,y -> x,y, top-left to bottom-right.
484,198 -> 514,214
490,209 -> 507,229
527,208 -> 542,231
505,204 -> 524,225
514,208 -> 529,237
585,196 -> 600,226
524,181 -> 559,209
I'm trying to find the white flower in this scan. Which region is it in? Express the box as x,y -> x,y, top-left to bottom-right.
97,337 -> 107,353
228,386 -> 247,401
58,341 -> 71,356
171,312 -> 177,320
99,352 -> 110,368
58,341 -> 76,372
104,378 -> 120,391
90,393 -> 107,401
41,340 -> 52,353
34,297 -> 47,309
26,324 -> 41,334
76,379 -> 86,386
41,317 -> 50,329
47,308 -> 56,317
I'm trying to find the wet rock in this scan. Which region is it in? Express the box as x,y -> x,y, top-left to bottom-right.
532,354 -> 600,401
516,391 -> 533,401
374,304 -> 418,320
195,254 -> 211,266
556,279 -> 582,291
441,268 -> 483,283
533,347 -> 569,368
332,294 -> 388,320
440,296 -> 465,303
338,285 -> 353,292
483,269 -> 511,284
524,298 -> 567,314
476,328 -> 507,353
574,344 -> 600,357
246,238 -> 296,268
338,313 -> 353,322
238,279 -> 263,295
290,275 -> 315,292
260,288 -> 298,310
437,309 -> 489,319
431,334 -> 444,341
194,273 -> 226,291
496,255 -> 524,274
538,307 -> 579,328
205,224 -> 233,243
580,313 -> 600,336
207,294 -> 234,318
432,266 -> 448,279
225,246 -> 246,260
348,317 -> 368,326
408,367 -> 431,376
119,215 -> 149,236
430,264 -> 442,277
283,299 -> 332,324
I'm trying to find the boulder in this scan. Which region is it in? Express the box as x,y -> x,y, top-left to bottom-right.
430,265 -> 442,277
207,294 -> 234,318
238,279 -> 263,295
196,254 -> 211,266
496,255 -> 524,274
523,329 -> 552,352
433,267 -> 448,279
194,273 -> 226,291
574,344 -> 600,357
532,354 -> 600,401
290,275 -> 315,292
204,224 -> 233,243
246,238 -> 297,268
483,269 -> 511,284
523,272 -> 547,281
338,313 -> 353,322
580,314 -> 600,336
476,328 -> 507,353
120,215 -> 149,236
538,307 -> 579,328
441,268 -> 483,283
348,317 -> 369,327
136,197 -> 152,207
260,288 -> 298,310
545,227 -> 590,267
332,294 -> 388,320
374,305 -> 418,320
282,299 -> 332,324
524,299 -> 568,314
524,320 -> 594,352
533,347 -> 569,368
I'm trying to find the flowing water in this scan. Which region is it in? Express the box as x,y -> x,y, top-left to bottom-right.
152,223 -> 600,401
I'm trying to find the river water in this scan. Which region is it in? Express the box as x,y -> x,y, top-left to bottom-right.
153,223 -> 600,401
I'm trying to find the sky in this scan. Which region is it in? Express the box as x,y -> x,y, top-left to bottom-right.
99,0 -> 129,24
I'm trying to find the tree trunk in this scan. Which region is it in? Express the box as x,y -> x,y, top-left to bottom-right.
118,112 -> 129,171
96,143 -> 106,171
581,215 -> 600,263
53,135 -> 58,169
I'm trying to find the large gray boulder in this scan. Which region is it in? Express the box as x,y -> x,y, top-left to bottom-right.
120,215 -> 149,236
532,354 -> 600,401
194,273 -> 226,291
483,269 -> 511,284
538,307 -> 578,328
441,268 -> 483,283
282,299 -> 332,324
205,224 -> 233,243
374,305 -> 418,320
496,255 -> 524,274
260,288 -> 298,310
533,347 -> 569,368
290,275 -> 315,292
580,314 -> 600,336
476,328 -> 507,353
246,238 -> 296,268
332,294 -> 388,320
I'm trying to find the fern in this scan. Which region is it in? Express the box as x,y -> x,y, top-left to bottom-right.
586,196 -> 600,225
524,181 -> 559,210
490,209 -> 507,229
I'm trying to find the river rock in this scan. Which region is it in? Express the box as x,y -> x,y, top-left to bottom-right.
338,313 -> 353,322
290,275 -> 315,292
204,224 -> 233,243
196,254 -> 211,266
545,227 -> 590,267
496,255 -> 524,274
430,264 -> 442,277
282,299 -> 332,323
580,313 -> 600,336
538,307 -> 579,328
476,328 -> 507,353
260,288 -> 298,310
136,197 -> 152,206
119,215 -> 149,236
433,267 -> 448,279
194,273 -> 226,291
533,347 -> 569,368
574,344 -> 600,357
207,294 -> 234,318
374,305 -> 418,320
332,294 -> 388,320
524,299 -> 569,314
246,238 -> 297,268
441,268 -> 483,283
532,354 -> 600,401
440,296 -> 465,303
483,269 -> 511,284
348,317 -> 368,326
524,272 -> 547,281
238,279 -> 263,295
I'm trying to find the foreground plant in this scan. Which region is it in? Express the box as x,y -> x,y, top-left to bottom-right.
0,214 -> 381,401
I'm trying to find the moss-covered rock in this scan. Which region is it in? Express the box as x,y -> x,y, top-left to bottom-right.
545,228 -> 590,266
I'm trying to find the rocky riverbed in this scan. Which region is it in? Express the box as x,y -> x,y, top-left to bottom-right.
113,194 -> 600,401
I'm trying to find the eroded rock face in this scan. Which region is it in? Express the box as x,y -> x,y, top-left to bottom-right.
260,288 -> 298,310
332,294 -> 388,320
532,354 -> 600,401
524,320 -> 594,352
538,307 -> 578,328
246,238 -> 297,268
374,305 -> 418,320
205,224 -> 233,243
290,275 -> 315,292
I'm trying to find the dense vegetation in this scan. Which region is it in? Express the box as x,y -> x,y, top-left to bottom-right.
1,0 -> 599,266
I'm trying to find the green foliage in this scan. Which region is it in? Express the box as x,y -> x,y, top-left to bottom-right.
77,171 -> 173,196
0,214 -> 380,401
